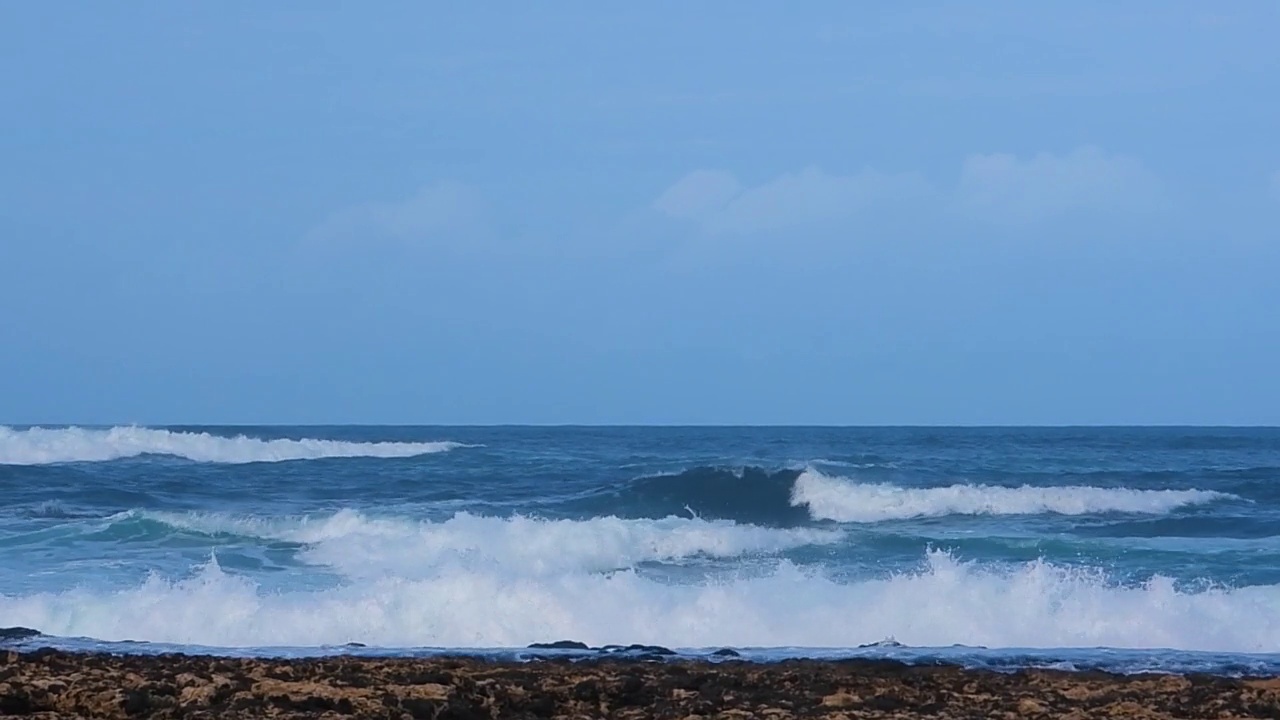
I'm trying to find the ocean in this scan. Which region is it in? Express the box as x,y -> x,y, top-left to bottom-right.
1,425 -> 1278,675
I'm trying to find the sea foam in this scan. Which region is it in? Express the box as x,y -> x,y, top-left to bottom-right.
790,470 -> 1233,522
134,509 -> 842,577
0,426 -> 462,465
2,550 -> 1276,653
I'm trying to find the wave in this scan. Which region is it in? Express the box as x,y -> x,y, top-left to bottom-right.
131,509 -> 842,577
2,550 -> 1276,652
0,426 -> 463,465
573,466 -> 809,525
578,466 -> 1233,525
790,470 -> 1235,522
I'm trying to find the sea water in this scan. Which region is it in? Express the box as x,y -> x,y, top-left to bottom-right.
2,425 -> 1278,674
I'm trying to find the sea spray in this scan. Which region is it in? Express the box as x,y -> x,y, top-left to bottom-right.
2,550 -> 1277,652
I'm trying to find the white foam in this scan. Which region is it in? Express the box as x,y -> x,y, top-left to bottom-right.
0,426 -> 463,465
136,509 -> 842,577
2,551 -> 1277,652
791,470 -> 1232,522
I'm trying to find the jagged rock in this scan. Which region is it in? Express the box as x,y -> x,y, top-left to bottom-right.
0,627 -> 41,641
526,640 -> 591,650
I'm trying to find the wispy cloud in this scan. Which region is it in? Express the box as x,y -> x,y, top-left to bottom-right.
654,147 -> 1161,237
653,166 -> 929,235
956,146 -> 1161,223
308,181 -> 487,246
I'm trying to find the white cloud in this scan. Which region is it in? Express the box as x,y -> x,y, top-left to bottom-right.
957,145 -> 1160,222
309,181 -> 486,245
652,170 -> 743,222
653,166 -> 929,234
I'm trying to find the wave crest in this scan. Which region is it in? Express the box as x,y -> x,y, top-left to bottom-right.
573,466 -> 1232,525
0,426 -> 463,465
134,509 -> 842,577
790,470 -> 1234,522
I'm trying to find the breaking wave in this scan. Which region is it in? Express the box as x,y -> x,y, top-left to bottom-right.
583,466 -> 1233,524
126,509 -> 843,577
2,550 -> 1276,652
790,470 -> 1235,522
0,426 -> 463,465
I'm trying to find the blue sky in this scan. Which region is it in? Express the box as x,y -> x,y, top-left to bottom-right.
2,2 -> 1278,425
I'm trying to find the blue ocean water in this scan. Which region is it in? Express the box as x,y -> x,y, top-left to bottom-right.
2,425 -> 1279,674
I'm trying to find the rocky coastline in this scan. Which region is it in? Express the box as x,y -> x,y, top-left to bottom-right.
3,646 -> 1280,719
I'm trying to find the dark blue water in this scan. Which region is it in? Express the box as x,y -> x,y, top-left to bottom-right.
2,425 -> 1279,674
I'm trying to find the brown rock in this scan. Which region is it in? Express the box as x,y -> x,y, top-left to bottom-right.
0,649 -> 1276,718
1016,697 -> 1046,715
821,691 -> 859,708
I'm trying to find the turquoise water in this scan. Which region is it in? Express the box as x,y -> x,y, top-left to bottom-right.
2,425 -> 1279,673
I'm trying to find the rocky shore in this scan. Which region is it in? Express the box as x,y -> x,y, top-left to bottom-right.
3,648 -> 1279,719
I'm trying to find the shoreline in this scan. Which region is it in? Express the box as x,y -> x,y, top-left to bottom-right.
3,649 -> 1279,719
7,631 -> 1280,677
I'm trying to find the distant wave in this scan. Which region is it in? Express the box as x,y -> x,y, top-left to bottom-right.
2,550 -> 1276,652
583,466 -> 1235,525
0,426 -> 463,465
128,509 -> 842,577
791,470 -> 1234,522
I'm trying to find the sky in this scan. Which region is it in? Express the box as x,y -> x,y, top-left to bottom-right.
2,2 -> 1278,425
